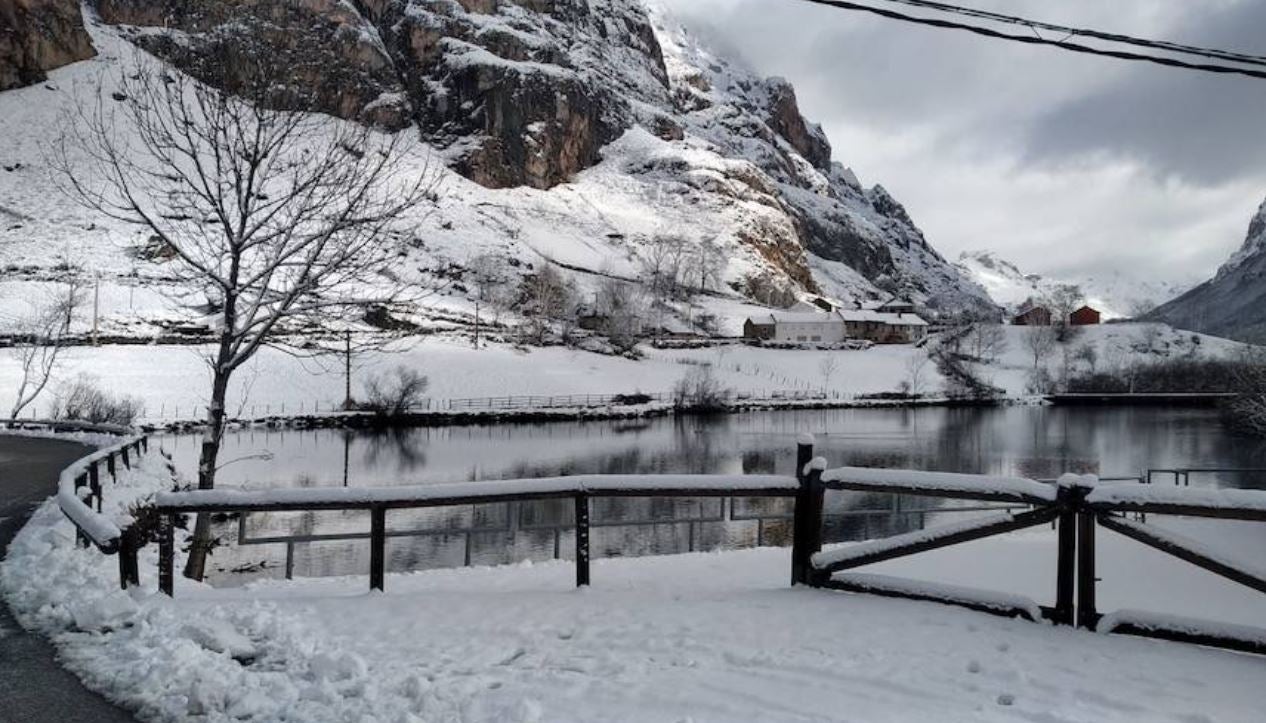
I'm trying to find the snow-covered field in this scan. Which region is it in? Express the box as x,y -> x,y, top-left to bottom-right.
0,321 -> 1246,423
3,445 -> 1265,722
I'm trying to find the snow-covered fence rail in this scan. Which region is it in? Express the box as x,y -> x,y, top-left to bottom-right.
795,460 -> 1266,655
154,474 -> 800,595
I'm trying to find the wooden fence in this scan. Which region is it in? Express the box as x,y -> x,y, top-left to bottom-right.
36,428 -> 1266,657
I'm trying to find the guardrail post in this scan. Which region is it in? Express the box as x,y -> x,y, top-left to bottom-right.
791,436 -> 825,586
1054,483 -> 1077,626
89,463 -> 102,513
118,527 -> 140,590
575,494 -> 591,587
370,506 -> 386,592
158,513 -> 174,596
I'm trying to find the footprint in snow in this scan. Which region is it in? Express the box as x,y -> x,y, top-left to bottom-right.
966,660 -> 982,674
996,694 -> 1015,707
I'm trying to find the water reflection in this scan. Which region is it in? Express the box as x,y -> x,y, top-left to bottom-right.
158,406 -> 1266,582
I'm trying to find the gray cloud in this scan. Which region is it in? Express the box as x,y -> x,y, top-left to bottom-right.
1022,1 -> 1266,184
660,0 -> 1266,284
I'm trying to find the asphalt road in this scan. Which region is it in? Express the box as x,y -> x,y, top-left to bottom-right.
0,435 -> 136,723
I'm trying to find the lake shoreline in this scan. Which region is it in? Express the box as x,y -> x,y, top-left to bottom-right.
143,395 -> 1012,434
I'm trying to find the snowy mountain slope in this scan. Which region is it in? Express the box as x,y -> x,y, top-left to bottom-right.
1148,196 -> 1266,343
0,0 -> 993,344
956,250 -> 1190,320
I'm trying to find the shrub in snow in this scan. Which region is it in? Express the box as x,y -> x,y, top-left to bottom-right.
361,366 -> 428,417
671,364 -> 732,411
51,374 -> 145,426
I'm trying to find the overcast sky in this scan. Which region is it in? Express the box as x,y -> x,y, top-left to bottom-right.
661,0 -> 1266,285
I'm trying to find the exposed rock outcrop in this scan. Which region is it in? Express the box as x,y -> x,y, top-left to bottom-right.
0,0 -> 95,91
1148,197 -> 1266,342
93,0 -> 411,129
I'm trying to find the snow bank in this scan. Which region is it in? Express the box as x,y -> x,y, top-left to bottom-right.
821,466 -> 1056,503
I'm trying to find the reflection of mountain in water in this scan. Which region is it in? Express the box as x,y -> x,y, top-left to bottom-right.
183,406 -> 1266,583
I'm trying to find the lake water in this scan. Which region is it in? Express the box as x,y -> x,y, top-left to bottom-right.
158,405 -> 1266,582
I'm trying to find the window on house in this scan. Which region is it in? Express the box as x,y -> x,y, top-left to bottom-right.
811,335 -> 821,341
797,336 -> 807,342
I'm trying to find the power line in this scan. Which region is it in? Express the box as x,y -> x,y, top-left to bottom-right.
878,0 -> 1266,68
793,0 -> 1266,81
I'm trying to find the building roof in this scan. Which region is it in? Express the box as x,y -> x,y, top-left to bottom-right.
747,310 -> 928,327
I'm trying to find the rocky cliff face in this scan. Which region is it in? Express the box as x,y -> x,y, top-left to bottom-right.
0,0 -> 95,91
72,0 -> 989,310
1148,197 -> 1266,342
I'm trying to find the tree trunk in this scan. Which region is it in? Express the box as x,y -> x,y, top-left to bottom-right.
182,350 -> 233,580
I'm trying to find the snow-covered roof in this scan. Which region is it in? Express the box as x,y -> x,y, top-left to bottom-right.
747,310 -> 928,327
767,312 -> 840,324
837,309 -> 928,326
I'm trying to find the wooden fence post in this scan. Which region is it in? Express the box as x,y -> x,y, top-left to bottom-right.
158,513 -> 174,596
121,446 -> 131,469
575,494 -> 591,587
370,506 -> 386,592
107,453 -> 116,480
1054,485 -> 1077,626
791,436 -> 825,587
1077,509 -> 1098,629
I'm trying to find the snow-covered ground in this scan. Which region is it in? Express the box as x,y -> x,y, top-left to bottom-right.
0,321 -> 1246,423
3,446 -> 1265,722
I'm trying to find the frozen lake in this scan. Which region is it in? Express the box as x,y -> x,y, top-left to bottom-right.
157,405 -> 1266,582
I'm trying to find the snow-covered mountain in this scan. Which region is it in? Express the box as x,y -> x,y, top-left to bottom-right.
955,250 -> 1189,320
1148,196 -> 1266,343
1,0 -> 993,341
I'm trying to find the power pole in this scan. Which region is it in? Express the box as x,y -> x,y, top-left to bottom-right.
92,272 -> 100,346
343,329 -> 353,409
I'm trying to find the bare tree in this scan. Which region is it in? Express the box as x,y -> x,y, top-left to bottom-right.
520,264 -> 576,345
904,351 -> 930,397
53,60 -> 442,580
1045,284 -> 1084,342
818,354 -> 840,393
466,253 -> 509,347
596,276 -> 645,353
965,322 -> 1007,363
5,283 -> 80,420
1022,325 -> 1058,371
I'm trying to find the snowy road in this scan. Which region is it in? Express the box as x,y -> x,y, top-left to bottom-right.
0,435 -> 135,723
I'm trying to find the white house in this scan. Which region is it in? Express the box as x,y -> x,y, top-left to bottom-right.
742,308 -> 928,345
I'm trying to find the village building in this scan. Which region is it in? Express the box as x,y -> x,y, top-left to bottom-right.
1012,305 -> 1053,326
742,308 -> 928,345
1069,305 -> 1101,326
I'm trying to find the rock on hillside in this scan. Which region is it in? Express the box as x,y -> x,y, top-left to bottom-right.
11,0 -> 991,314
1148,197 -> 1266,343
0,0 -> 95,91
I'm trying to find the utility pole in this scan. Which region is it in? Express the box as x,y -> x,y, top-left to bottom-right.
92,272 -> 100,346
343,329 -> 353,410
